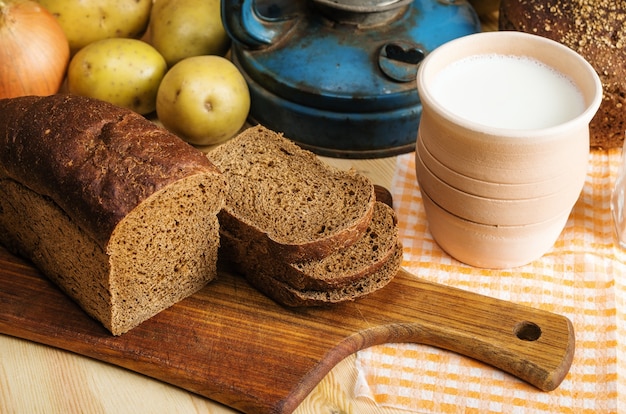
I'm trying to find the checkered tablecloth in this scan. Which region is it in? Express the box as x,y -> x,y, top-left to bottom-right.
354,148 -> 626,413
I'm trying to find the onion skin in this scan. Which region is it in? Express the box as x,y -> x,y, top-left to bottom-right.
0,0 -> 70,98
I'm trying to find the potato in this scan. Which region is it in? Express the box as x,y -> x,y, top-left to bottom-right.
156,56 -> 250,146
38,0 -> 152,55
67,38 -> 167,115
150,0 -> 230,67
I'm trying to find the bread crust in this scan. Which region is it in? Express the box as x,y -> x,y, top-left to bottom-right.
0,94 -> 222,248
499,0 -> 626,148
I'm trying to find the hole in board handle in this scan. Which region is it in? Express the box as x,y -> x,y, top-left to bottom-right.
514,321 -> 542,341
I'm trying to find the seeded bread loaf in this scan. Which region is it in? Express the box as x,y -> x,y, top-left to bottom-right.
207,125 -> 376,263
220,202 -> 400,291
499,0 -> 626,148
0,94 -> 227,335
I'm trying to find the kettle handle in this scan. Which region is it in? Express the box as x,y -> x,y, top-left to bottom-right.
221,0 -> 294,49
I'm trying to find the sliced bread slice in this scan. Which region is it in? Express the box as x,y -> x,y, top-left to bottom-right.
207,125 -> 376,263
220,202 -> 399,291
220,235 -> 403,307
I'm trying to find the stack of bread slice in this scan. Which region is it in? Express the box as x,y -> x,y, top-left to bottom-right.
207,125 -> 403,306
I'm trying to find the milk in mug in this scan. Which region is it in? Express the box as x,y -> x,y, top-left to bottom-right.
429,54 -> 586,130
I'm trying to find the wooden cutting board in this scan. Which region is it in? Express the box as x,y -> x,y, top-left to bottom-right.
0,245 -> 574,414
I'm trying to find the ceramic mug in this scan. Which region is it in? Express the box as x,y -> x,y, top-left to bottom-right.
415,31 -> 603,268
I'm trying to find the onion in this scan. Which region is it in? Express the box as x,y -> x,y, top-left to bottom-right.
0,0 -> 69,99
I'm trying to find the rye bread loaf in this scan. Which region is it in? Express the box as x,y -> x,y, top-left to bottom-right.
220,202 -> 400,291
499,0 -> 626,148
0,94 -> 227,335
207,125 -> 376,263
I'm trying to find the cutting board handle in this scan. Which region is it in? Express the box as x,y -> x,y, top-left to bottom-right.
355,268 -> 574,393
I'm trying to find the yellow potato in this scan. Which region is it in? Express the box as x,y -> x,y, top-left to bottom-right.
67,38 -> 167,115
38,0 -> 152,55
150,0 -> 231,67
156,56 -> 250,146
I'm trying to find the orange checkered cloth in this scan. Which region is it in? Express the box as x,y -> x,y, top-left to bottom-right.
354,148 -> 626,413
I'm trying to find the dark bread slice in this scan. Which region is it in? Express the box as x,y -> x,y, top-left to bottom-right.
0,94 -> 227,335
207,125 -> 376,263
220,202 -> 399,291
220,233 -> 403,307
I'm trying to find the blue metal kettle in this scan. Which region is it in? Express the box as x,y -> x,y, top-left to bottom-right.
222,0 -> 480,158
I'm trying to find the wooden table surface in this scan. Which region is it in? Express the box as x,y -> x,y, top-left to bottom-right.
0,9 -> 501,414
